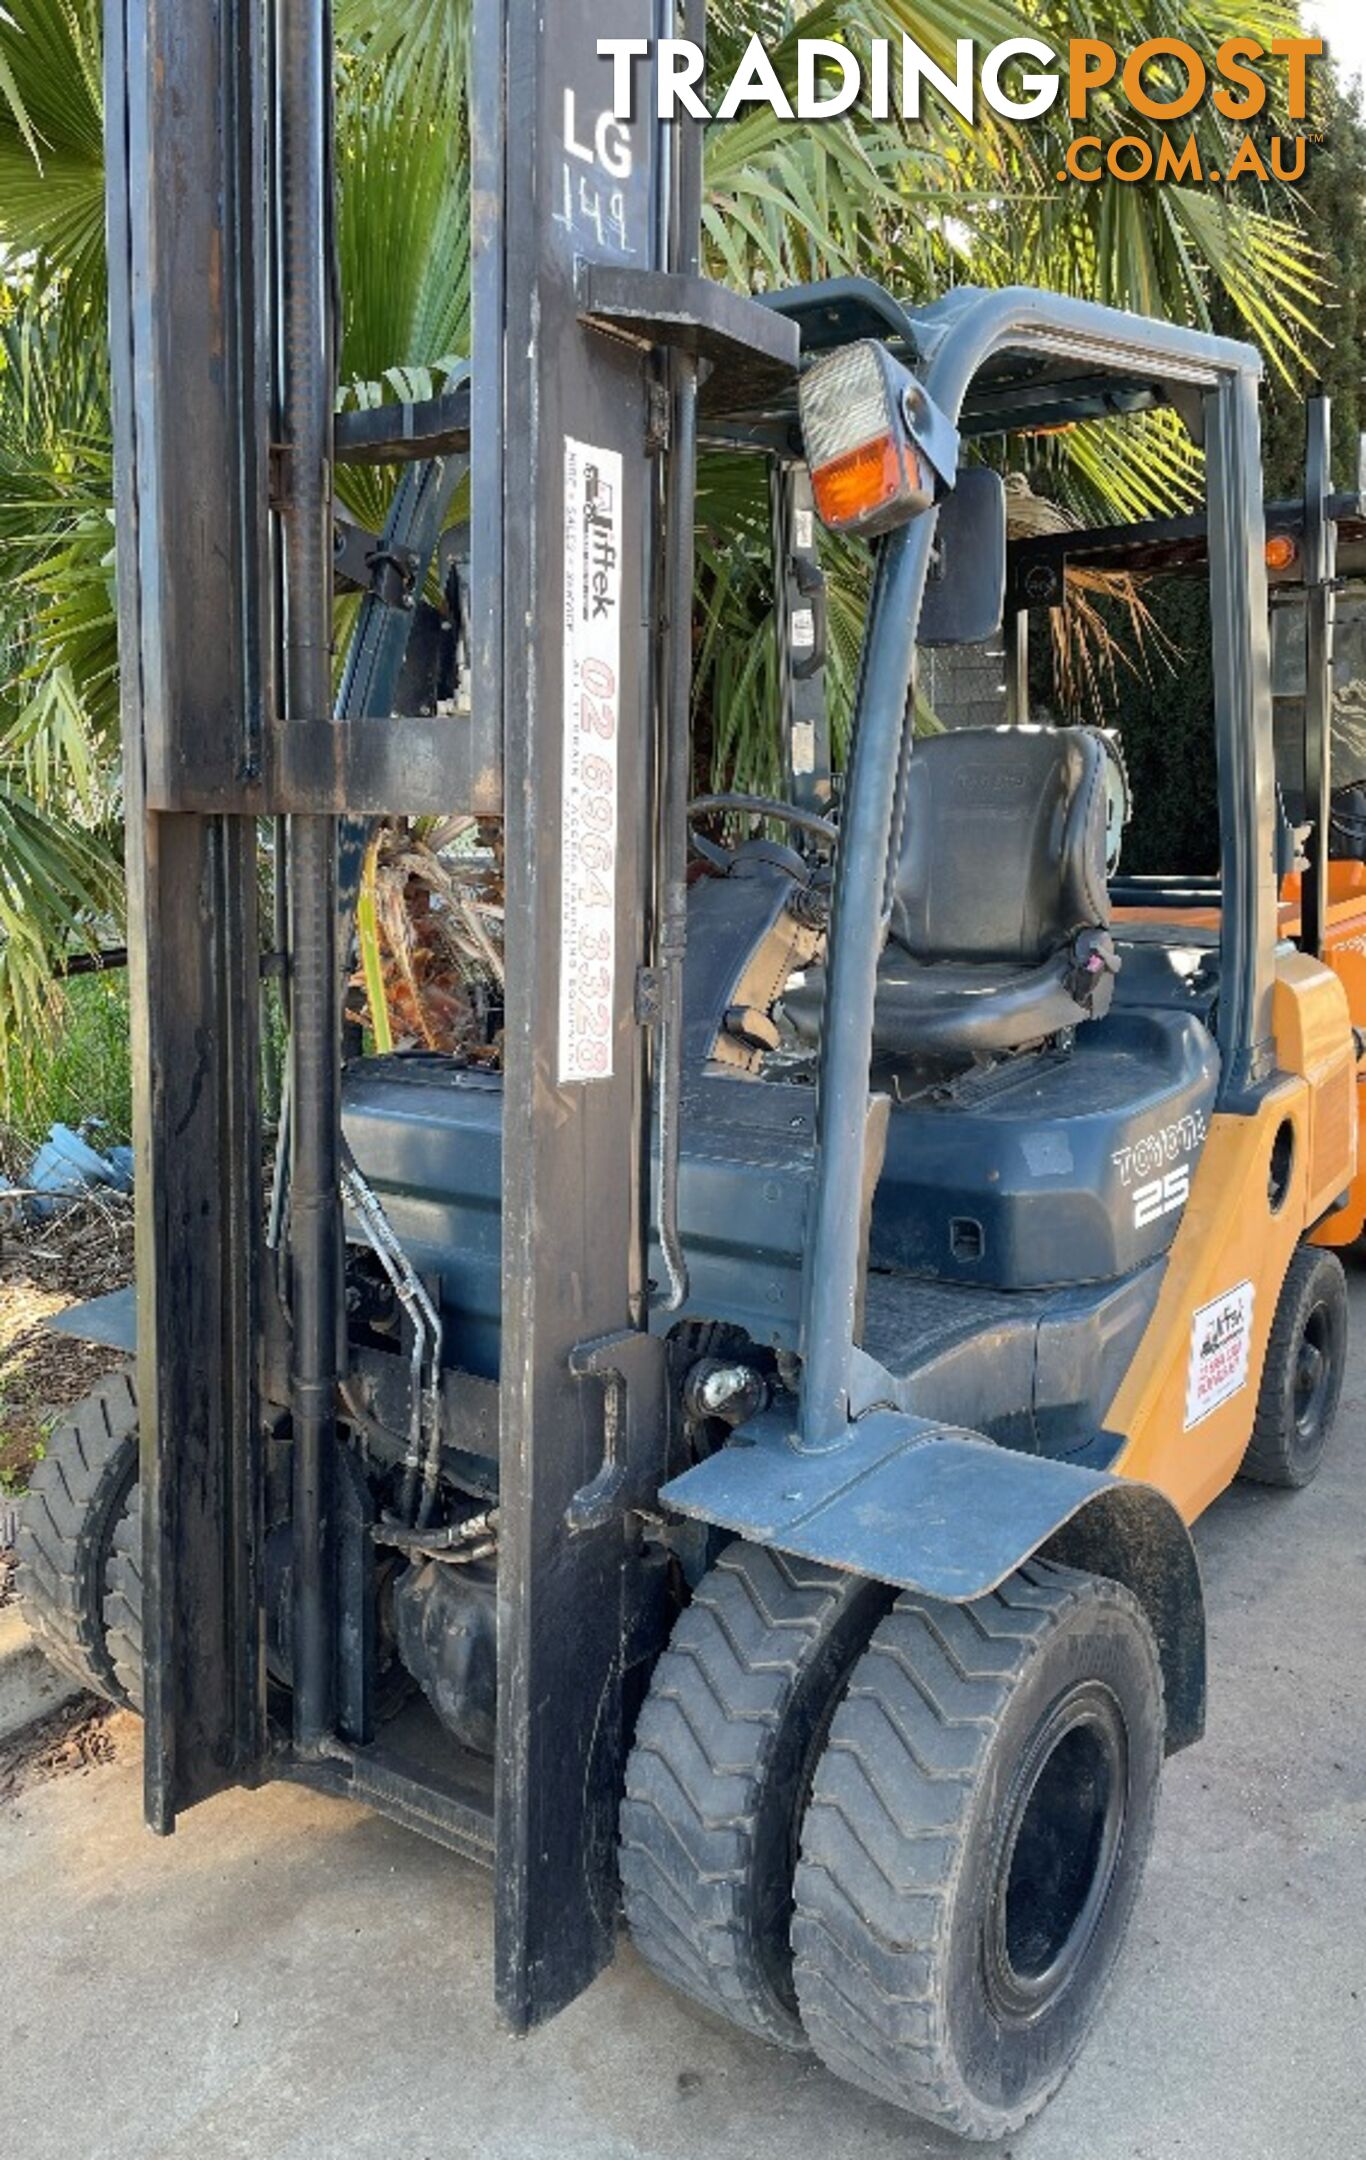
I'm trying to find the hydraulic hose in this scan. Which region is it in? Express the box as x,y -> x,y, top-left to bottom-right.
652,361 -> 696,1314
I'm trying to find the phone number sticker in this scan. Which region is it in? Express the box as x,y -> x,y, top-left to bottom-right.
559,437 -> 624,1085
1184,1279 -> 1254,1430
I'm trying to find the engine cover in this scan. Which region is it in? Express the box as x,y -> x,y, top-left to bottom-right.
871,1007 -> 1220,1290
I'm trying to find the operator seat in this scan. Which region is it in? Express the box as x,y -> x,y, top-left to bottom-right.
785,724 -> 1118,1062
875,724 -> 1117,1058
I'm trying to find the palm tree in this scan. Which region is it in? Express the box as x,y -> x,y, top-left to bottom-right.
0,288 -> 123,1069
0,0 -> 1345,1062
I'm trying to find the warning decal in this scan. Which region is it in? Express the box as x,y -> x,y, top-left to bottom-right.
559,438 -> 624,1085
1185,1280 -> 1255,1430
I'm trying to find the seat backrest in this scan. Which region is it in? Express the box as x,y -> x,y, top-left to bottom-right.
890,724 -> 1110,964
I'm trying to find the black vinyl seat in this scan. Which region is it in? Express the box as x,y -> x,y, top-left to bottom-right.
790,725 -> 1119,1061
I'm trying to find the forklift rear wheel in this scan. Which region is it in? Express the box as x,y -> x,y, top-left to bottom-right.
792,1561 -> 1163,2141
1240,1245 -> 1347,1489
14,1367 -> 141,1707
619,1540 -> 889,2050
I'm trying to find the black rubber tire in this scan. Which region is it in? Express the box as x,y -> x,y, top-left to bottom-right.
103,1489 -> 144,1713
1239,1245 -> 1347,1489
619,1540 -> 889,2049
14,1367 -> 141,1706
792,1560 -> 1164,2141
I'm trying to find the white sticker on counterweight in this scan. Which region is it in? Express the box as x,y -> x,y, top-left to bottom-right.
559,438 -> 624,1085
1184,1279 -> 1254,1429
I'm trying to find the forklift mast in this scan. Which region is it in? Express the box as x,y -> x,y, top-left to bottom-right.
1301,395 -> 1337,959
102,0 -> 782,2026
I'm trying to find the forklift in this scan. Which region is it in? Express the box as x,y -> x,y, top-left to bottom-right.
14,2 -> 1360,2139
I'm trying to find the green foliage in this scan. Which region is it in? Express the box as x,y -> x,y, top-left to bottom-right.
0,302 -> 118,745
0,0 -> 104,330
0,295 -> 123,1072
332,38 -> 472,533
1256,74 -> 1366,496
0,967 -> 131,1148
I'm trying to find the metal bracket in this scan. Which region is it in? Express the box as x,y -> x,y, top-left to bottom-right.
565,1328 -> 667,1532
332,513 -> 420,610
148,710 -> 500,817
332,512 -> 381,592
364,544 -> 420,611
645,379 -> 671,455
901,379 -> 961,496
576,262 -> 799,401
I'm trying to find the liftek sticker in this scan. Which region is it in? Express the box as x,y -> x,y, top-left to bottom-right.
1185,1281 -> 1254,1430
791,719 -> 817,776
559,438 -> 624,1085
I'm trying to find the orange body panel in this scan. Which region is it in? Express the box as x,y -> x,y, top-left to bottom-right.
1105,952 -> 1355,1524
1118,864 -> 1366,1243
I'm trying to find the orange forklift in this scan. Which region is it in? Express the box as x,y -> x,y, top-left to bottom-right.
9,0 -> 1363,2120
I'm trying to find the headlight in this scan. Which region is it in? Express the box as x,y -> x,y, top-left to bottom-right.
799,340 -> 939,538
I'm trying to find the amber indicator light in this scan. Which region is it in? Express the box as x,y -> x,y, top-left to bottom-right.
812,436 -> 914,530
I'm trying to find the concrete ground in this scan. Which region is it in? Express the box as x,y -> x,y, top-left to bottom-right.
5,1282 -> 1366,2160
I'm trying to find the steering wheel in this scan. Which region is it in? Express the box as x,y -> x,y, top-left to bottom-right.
687,792 -> 838,869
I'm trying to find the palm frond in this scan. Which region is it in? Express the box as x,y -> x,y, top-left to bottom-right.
1049,568 -> 1180,724
0,0 -> 105,331
0,768 -> 123,1081
335,0 -> 470,115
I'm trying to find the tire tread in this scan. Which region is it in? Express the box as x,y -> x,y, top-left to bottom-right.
620,1541 -> 879,2050
103,1500 -> 144,1713
13,1367 -> 139,1703
793,1561 -> 1151,2139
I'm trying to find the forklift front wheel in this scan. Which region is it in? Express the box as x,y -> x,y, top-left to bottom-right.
14,1366 -> 141,1707
792,1560 -> 1164,2141
103,1488 -> 144,1713
619,1540 -> 890,2051
1239,1244 -> 1347,1489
